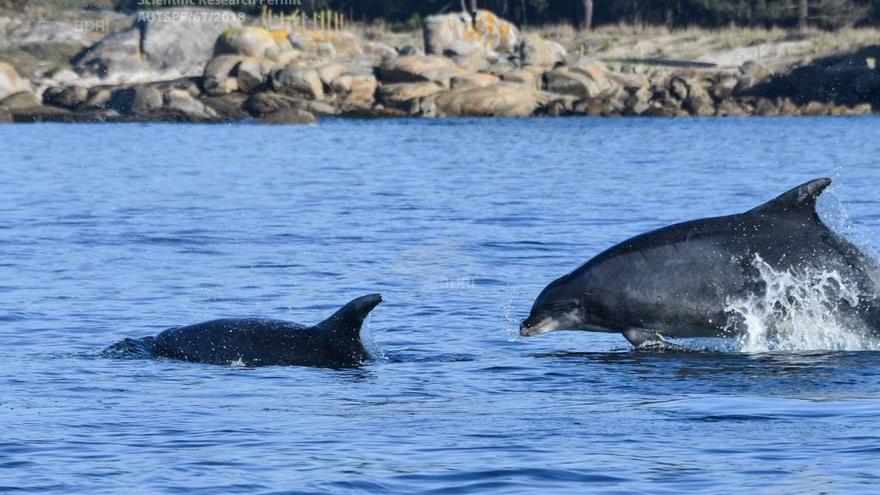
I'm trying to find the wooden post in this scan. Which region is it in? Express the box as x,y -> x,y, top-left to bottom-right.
798,0 -> 808,30
582,0 -> 594,30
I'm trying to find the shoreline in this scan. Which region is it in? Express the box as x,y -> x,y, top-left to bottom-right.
1,8 -> 878,123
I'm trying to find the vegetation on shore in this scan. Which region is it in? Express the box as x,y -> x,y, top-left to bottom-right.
4,0 -> 880,30
1,1 -> 878,123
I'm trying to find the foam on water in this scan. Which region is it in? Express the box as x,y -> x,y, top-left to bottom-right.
726,254 -> 880,353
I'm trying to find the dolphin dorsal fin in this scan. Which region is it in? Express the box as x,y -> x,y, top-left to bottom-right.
315,294 -> 382,336
749,178 -> 831,219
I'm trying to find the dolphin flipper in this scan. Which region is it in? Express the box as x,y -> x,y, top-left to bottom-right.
622,328 -> 689,351
622,328 -> 666,347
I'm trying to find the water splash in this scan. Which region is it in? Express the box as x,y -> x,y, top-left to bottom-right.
501,285 -> 523,341
725,254 -> 880,352
819,190 -> 880,259
361,314 -> 387,361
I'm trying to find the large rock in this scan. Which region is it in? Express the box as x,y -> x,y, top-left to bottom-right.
450,52 -> 491,73
81,87 -> 114,111
201,93 -> 250,120
624,86 -> 652,116
711,76 -> 739,101
164,89 -> 217,120
272,65 -> 324,100
332,74 -> 377,109
605,72 -> 650,92
0,62 -> 31,101
545,66 -> 612,99
71,27 -> 149,80
202,55 -> 244,96
376,82 -> 445,105
501,67 -> 544,90
423,10 -> 518,57
73,8 -> 241,81
244,91 -> 337,117
235,57 -> 273,93
316,63 -> 347,86
0,91 -> 40,111
434,82 -> 547,117
376,55 -> 464,86
214,27 -> 287,59
142,9 -> 240,74
450,73 -> 499,90
668,76 -> 689,100
43,85 -> 89,109
107,85 -> 163,115
518,35 -> 566,68
568,59 -> 613,91
682,78 -> 714,116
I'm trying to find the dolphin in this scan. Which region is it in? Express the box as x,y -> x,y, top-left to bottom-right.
103,294 -> 382,367
520,178 -> 880,347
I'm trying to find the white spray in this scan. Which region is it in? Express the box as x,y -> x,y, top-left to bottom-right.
725,254 -> 880,352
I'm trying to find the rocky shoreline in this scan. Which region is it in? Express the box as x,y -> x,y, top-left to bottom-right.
0,8 -> 878,123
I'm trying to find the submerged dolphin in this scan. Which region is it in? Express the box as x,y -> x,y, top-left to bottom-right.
521,178 -> 880,347
104,294 -> 382,367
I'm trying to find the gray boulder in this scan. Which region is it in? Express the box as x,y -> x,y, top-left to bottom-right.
202,55 -> 244,96
74,8 -> 241,81
164,88 -> 217,120
423,10 -> 518,57
107,85 -> 163,115
272,66 -> 324,100
235,58 -> 273,93
545,68 -> 609,99
0,91 -> 41,111
43,85 -> 89,109
0,62 -> 32,100
518,35 -> 566,68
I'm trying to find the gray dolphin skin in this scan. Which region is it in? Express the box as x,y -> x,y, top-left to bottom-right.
521,178 -> 880,347
104,294 -> 382,367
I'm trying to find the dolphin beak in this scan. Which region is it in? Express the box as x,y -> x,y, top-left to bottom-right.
520,312 -> 573,337
520,318 -> 548,337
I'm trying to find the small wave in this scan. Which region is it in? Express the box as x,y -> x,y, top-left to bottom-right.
725,254 -> 880,352
101,337 -> 156,359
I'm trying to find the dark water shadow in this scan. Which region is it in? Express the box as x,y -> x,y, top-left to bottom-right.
532,349 -> 880,395
379,351 -> 478,364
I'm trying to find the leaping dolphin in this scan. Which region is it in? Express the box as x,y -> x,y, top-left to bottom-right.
521,178 -> 880,347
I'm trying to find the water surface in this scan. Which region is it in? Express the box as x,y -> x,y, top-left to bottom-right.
2,117 -> 880,493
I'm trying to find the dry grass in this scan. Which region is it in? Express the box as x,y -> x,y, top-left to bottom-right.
525,24 -> 880,68
347,20 -> 880,68
3,3 -> 879,74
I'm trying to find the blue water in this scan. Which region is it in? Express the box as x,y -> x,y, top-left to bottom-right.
2,117 -> 880,493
